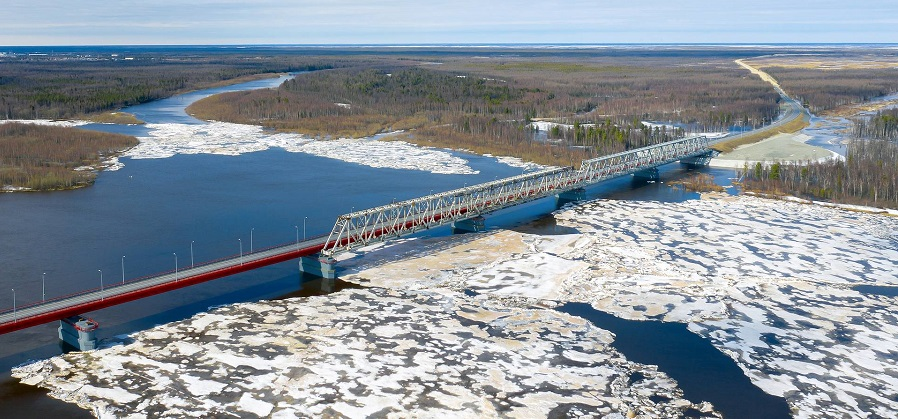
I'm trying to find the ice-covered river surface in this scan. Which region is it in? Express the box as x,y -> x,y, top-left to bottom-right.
15,191 -> 898,418
330,194 -> 898,418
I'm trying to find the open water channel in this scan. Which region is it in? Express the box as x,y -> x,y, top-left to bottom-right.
0,75 -> 789,417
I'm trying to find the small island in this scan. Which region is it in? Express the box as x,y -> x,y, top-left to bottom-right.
0,122 -> 138,192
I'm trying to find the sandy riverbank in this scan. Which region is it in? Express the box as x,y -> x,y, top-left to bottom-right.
709,132 -> 841,169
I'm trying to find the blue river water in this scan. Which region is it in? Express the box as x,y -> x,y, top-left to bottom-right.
0,75 -> 778,416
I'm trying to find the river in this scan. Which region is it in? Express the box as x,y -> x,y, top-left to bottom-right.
0,74 -> 776,416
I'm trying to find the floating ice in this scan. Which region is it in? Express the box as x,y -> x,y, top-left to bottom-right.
352,194 -> 898,418
13,288 -> 713,418
0,119 -> 92,127
121,121 -> 481,175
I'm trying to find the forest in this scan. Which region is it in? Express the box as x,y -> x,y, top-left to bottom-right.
0,51 -> 340,191
853,108 -> 898,140
742,111 -> 898,208
760,66 -> 898,114
0,122 -> 138,191
0,53 -> 336,120
187,56 -> 780,166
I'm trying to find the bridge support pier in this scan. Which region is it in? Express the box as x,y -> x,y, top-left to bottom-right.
300,254 -> 337,280
58,316 -> 99,351
633,167 -> 660,182
451,215 -> 486,234
556,188 -> 586,206
680,151 -> 719,168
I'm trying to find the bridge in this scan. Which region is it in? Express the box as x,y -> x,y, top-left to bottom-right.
0,135 -> 716,348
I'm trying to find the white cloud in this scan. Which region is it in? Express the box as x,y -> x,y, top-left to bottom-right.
2,0 -> 896,44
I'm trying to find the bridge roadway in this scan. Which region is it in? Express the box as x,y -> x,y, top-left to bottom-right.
0,237 -> 329,334
0,135 -> 715,335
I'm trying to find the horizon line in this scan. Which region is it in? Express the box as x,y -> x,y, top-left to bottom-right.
3,42 -> 898,49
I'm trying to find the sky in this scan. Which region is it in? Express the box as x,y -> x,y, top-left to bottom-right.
2,0 -> 897,46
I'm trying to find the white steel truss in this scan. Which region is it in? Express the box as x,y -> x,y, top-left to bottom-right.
322,135 -> 712,256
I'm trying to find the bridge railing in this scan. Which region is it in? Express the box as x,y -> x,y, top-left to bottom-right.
578,135 -> 711,182
321,166 -> 578,255
321,135 -> 710,256
0,234 -> 332,317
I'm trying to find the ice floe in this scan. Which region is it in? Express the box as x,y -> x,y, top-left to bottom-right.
123,121 -> 481,175
3,118 -> 552,176
379,194 -> 898,417
13,288 -> 714,418
0,119 -> 92,127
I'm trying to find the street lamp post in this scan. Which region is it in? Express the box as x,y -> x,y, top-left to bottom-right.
250,228 -> 254,253
173,253 -> 178,281
191,241 -> 195,268
238,238 -> 243,265
98,270 -> 103,300
121,256 -> 126,284
303,217 -> 307,241
294,225 -> 299,250
42,272 -> 46,302
12,289 -> 16,322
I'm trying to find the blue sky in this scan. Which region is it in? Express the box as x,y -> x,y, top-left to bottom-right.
2,0 -> 896,45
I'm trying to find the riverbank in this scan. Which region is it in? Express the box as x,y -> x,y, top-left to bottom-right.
86,111 -> 144,125
0,122 -> 137,192
709,132 -> 841,169
710,58 -> 810,154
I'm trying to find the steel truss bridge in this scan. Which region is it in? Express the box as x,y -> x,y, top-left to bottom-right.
0,135 -> 714,336
321,135 -> 712,255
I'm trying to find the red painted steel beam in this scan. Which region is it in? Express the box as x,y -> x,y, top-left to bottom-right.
0,243 -> 326,335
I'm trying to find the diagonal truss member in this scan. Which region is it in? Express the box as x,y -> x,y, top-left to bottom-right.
322,135 -> 712,256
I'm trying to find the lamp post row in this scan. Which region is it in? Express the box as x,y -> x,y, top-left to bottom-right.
24,221 -> 316,310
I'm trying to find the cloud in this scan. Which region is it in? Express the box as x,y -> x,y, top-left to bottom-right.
2,0 -> 896,45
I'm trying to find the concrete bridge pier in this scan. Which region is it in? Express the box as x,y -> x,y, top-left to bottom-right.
451,215 -> 486,234
680,151 -> 719,168
58,316 -> 99,351
300,254 -> 336,280
556,188 -> 586,206
633,167 -> 660,182
300,254 -> 338,292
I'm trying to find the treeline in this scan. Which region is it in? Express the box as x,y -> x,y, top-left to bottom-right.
0,54 -> 335,120
456,60 -> 781,131
189,61 -> 780,166
762,67 -> 898,114
0,122 -> 137,190
854,108 -> 898,140
189,67 -> 593,165
556,119 -> 682,149
190,68 -> 536,134
741,138 -> 898,208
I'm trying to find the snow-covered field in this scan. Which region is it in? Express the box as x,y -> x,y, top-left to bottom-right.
13,288 -> 714,418
340,194 -> 898,418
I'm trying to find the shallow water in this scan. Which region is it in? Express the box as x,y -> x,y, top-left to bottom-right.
800,92 -> 898,157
